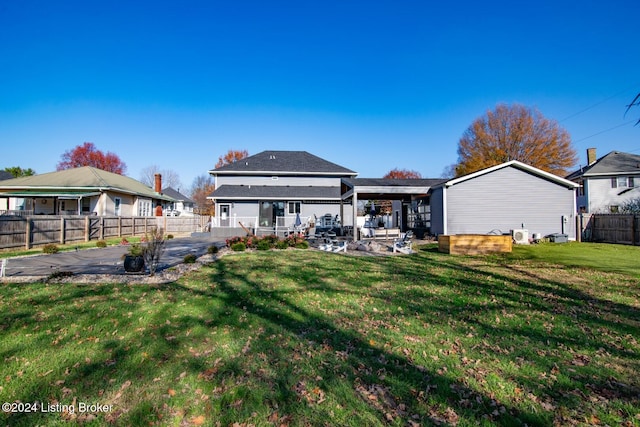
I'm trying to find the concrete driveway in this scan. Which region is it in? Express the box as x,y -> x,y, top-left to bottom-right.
1,235 -> 223,277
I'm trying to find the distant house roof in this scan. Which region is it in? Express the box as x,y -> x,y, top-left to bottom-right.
566,151 -> 640,180
162,187 -> 194,203
0,166 -> 175,201
0,171 -> 13,181
209,151 -> 357,176
438,160 -> 579,189
210,185 -> 341,200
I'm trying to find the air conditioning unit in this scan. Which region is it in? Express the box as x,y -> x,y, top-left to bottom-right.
512,229 -> 529,244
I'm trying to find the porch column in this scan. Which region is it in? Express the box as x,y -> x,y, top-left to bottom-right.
352,191 -> 358,240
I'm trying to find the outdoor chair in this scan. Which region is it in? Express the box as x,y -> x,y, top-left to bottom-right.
393,230 -> 414,254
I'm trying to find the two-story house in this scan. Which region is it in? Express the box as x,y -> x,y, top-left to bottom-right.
567,149 -> 640,213
208,151 -> 357,231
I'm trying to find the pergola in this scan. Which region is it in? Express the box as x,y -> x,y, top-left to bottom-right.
340,178 -> 444,238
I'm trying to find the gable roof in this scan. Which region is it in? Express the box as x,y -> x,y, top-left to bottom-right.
162,187 -> 194,203
439,160 -> 579,189
0,166 -> 175,201
209,151 -> 357,176
566,151 -> 640,179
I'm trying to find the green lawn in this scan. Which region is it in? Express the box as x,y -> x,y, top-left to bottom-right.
1,243 -> 638,426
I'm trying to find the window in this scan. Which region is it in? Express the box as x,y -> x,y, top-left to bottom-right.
610,205 -> 619,213
612,177 -> 635,188
578,181 -> 584,196
138,200 -> 151,216
81,198 -> 91,213
288,201 -> 301,214
114,197 -> 121,216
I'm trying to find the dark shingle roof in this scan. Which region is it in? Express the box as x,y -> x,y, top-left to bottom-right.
343,178 -> 445,187
209,151 -> 357,176
210,185 -> 341,200
0,171 -> 13,181
567,151 -> 640,179
162,187 -> 194,203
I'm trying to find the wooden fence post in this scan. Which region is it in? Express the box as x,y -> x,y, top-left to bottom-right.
85,216 -> 90,242
60,217 -> 65,245
25,218 -> 32,250
99,217 -> 104,240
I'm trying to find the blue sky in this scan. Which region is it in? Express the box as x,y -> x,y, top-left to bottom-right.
1,0 -> 639,192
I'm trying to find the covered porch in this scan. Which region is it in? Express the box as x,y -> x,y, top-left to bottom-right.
341,178 -> 443,240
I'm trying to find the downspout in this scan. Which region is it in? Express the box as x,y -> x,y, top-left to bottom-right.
442,185 -> 448,235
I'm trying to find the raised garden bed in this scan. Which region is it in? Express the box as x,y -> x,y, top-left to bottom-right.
438,234 -> 512,255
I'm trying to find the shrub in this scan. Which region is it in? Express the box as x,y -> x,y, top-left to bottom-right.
183,254 -> 197,264
42,244 -> 59,254
261,235 -> 279,246
208,245 -> 219,254
167,234 -> 174,239
231,242 -> 246,252
127,243 -> 144,257
143,227 -> 166,277
295,240 -> 309,249
96,240 -> 107,248
226,236 -> 245,248
275,240 -> 289,250
256,240 -> 272,251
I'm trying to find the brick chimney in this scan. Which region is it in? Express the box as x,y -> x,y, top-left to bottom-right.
587,148 -> 597,166
154,173 -> 162,193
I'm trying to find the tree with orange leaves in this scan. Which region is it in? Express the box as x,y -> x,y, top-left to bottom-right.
57,142 -> 127,174
383,168 -> 422,179
189,174 -> 216,215
454,104 -> 577,177
215,149 -> 249,168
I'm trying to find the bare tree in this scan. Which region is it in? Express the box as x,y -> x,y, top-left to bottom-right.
140,165 -> 183,190
625,93 -> 640,126
143,226 -> 166,276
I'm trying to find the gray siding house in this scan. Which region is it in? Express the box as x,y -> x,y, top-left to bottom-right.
566,149 -> 640,213
208,151 -> 357,231
430,161 -> 578,240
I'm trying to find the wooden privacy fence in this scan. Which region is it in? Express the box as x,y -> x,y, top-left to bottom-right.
578,214 -> 640,246
0,215 -> 211,250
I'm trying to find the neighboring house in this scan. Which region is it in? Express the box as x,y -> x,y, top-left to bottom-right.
208,150 -> 357,230
566,149 -> 640,213
0,171 -> 13,181
0,166 -> 175,216
430,160 -> 579,240
162,187 -> 195,216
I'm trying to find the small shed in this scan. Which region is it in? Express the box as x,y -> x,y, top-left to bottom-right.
430,161 -> 579,240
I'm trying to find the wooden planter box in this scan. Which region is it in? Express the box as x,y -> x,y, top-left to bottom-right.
438,234 -> 512,255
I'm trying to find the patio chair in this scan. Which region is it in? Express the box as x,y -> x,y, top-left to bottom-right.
393,230 -> 414,254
